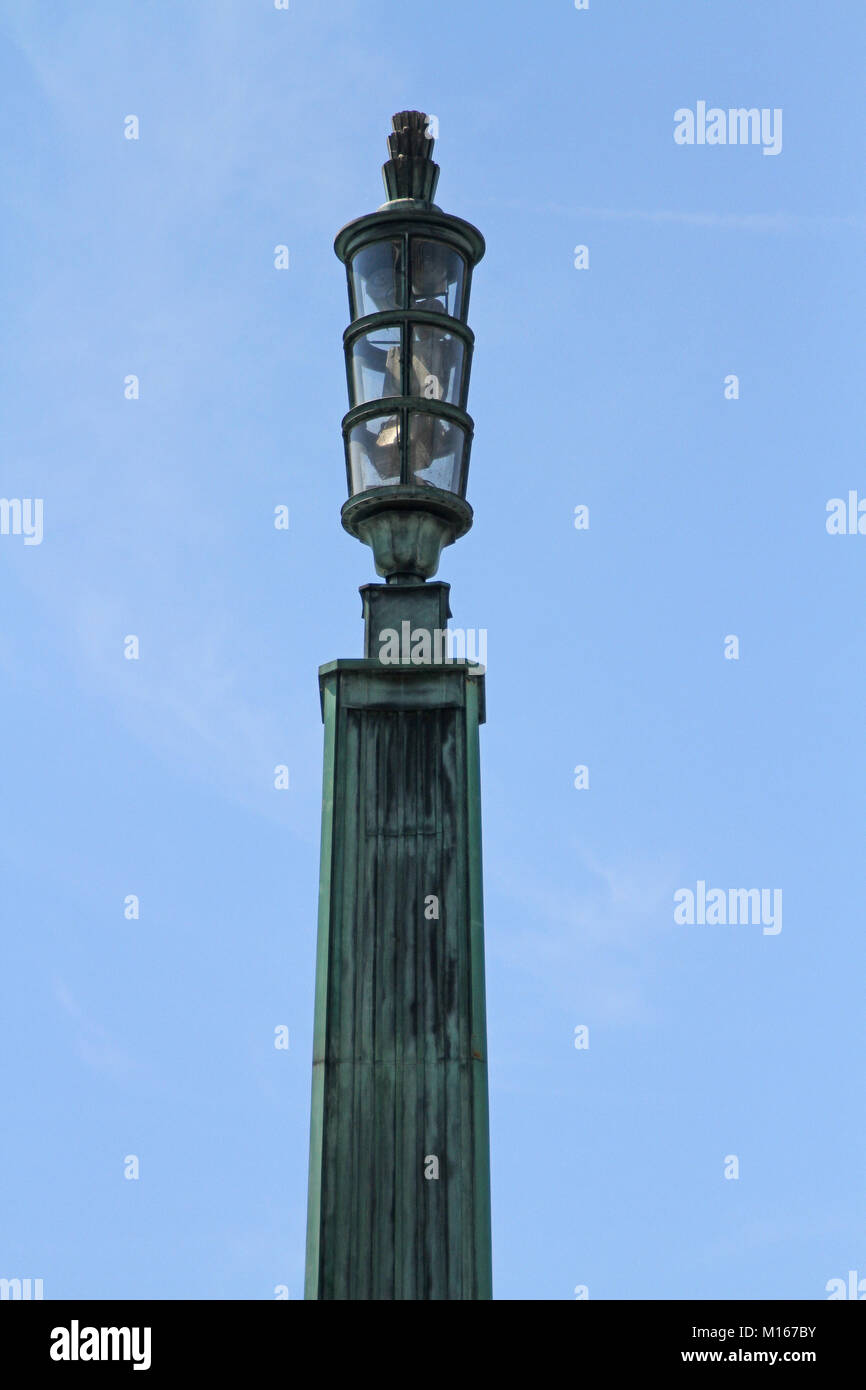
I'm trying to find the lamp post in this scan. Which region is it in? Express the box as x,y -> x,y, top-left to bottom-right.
305,112 -> 491,1301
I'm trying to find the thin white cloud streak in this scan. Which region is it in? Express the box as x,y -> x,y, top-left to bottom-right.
487,845 -> 680,1027
53,976 -> 140,1079
566,206 -> 866,233
486,201 -> 866,234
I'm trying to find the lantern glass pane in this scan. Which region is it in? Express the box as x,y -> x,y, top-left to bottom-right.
409,239 -> 465,317
350,327 -> 402,404
409,326 -> 465,406
408,414 -> 466,493
347,415 -> 402,492
350,240 -> 403,318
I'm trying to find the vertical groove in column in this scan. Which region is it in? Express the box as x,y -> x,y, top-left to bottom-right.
312,675 -> 489,1299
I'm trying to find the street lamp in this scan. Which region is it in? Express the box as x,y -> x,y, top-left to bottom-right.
305,112 -> 491,1301
336,110 -> 485,582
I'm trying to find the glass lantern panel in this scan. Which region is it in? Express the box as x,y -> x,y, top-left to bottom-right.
349,240 -> 403,319
347,415 -> 402,492
409,239 -> 466,317
350,327 -> 402,404
408,414 -> 466,493
409,325 -> 465,406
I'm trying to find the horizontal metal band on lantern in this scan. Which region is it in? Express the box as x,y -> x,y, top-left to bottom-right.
341,398 -> 474,497
342,309 -> 476,350
343,313 -> 475,415
334,211 -> 486,276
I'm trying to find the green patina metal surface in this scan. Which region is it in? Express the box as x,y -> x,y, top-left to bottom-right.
305,658 -> 491,1300
306,113 -> 491,1301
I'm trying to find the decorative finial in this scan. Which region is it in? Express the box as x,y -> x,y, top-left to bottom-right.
382,111 -> 440,204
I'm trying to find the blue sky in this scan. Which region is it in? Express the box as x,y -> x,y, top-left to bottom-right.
1,0 -> 863,1300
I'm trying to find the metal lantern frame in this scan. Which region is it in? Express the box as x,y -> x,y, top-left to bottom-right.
305,112 -> 493,1302
335,204 -> 485,574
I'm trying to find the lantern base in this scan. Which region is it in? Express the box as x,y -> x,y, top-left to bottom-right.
341,486 -> 473,581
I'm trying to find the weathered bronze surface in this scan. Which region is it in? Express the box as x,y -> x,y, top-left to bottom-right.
305,660 -> 490,1300
305,114 -> 491,1300
334,111 -> 484,580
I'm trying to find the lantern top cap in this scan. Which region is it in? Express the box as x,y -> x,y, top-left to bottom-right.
382,110 -> 440,205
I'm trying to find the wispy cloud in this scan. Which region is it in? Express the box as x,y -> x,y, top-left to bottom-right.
564,206 -> 866,233
53,976 -> 140,1079
489,843 -> 679,1026
483,200 -> 866,235
704,1208 -> 857,1262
